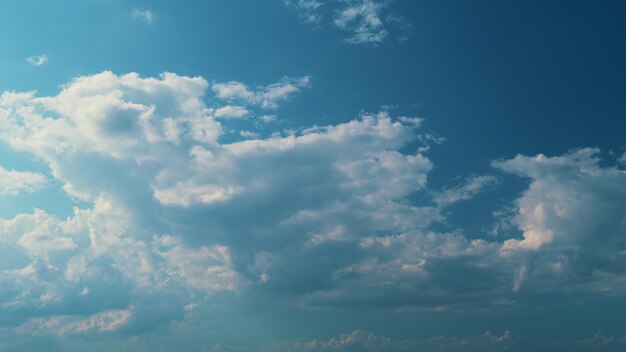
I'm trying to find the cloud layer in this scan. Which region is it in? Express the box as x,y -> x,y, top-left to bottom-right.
0,72 -> 625,349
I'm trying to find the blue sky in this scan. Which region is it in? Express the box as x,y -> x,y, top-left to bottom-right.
0,1 -> 625,351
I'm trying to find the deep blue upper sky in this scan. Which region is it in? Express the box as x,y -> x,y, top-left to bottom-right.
0,1 -> 625,351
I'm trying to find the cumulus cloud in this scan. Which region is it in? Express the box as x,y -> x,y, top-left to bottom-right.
0,166 -> 47,196
0,196 -> 237,335
1,72 -> 625,347
0,71 -> 436,333
494,148 -> 626,292
26,55 -> 48,67
296,149 -> 626,307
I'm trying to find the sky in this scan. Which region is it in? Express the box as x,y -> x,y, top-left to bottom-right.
0,0 -> 625,351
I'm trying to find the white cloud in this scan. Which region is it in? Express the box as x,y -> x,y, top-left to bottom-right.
155,235 -> 238,292
26,55 -> 48,67
334,0 -> 388,44
1,72 -> 626,345
285,0 -> 401,45
494,148 -> 626,291
0,166 -> 47,196
433,175 -> 498,207
214,105 -> 249,119
212,76 -> 310,109
239,130 -> 259,138
302,149 -> 626,306
18,308 -> 133,335
259,115 -> 277,123
0,72 -> 435,330
132,8 -> 155,24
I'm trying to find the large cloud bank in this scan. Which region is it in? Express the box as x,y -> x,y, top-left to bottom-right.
0,72 -> 624,347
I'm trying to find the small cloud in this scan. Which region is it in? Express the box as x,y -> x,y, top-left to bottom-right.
433,175 -> 498,207
132,8 -> 155,24
285,0 -> 325,24
212,76 -> 310,110
0,166 -> 47,196
214,105 -> 250,119
259,115 -> 277,123
239,130 -> 260,139
285,0 -> 410,45
334,0 -> 388,45
26,55 -> 48,67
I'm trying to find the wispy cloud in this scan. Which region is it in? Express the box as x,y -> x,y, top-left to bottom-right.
285,0 -> 325,24
26,55 -> 48,67
132,8 -> 155,24
262,330 -> 626,352
334,0 -> 388,44
285,0 -> 402,45
433,175 -> 498,207
212,76 -> 311,109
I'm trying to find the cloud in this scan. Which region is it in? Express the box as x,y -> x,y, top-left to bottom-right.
0,196 -> 236,334
0,166 -> 47,196
0,71 -> 435,333
433,175 -> 498,207
494,148 -> 626,292
284,0 -> 403,45
299,149 -> 626,307
263,330 -> 391,351
17,308 -> 133,336
212,76 -> 310,109
263,329 -> 626,352
26,55 -> 48,67
1,72 -> 626,347
259,115 -> 277,123
132,8 -> 155,24
334,0 -> 388,44
214,105 -> 250,119
239,130 -> 259,139
618,151 -> 626,165
284,0 -> 325,24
